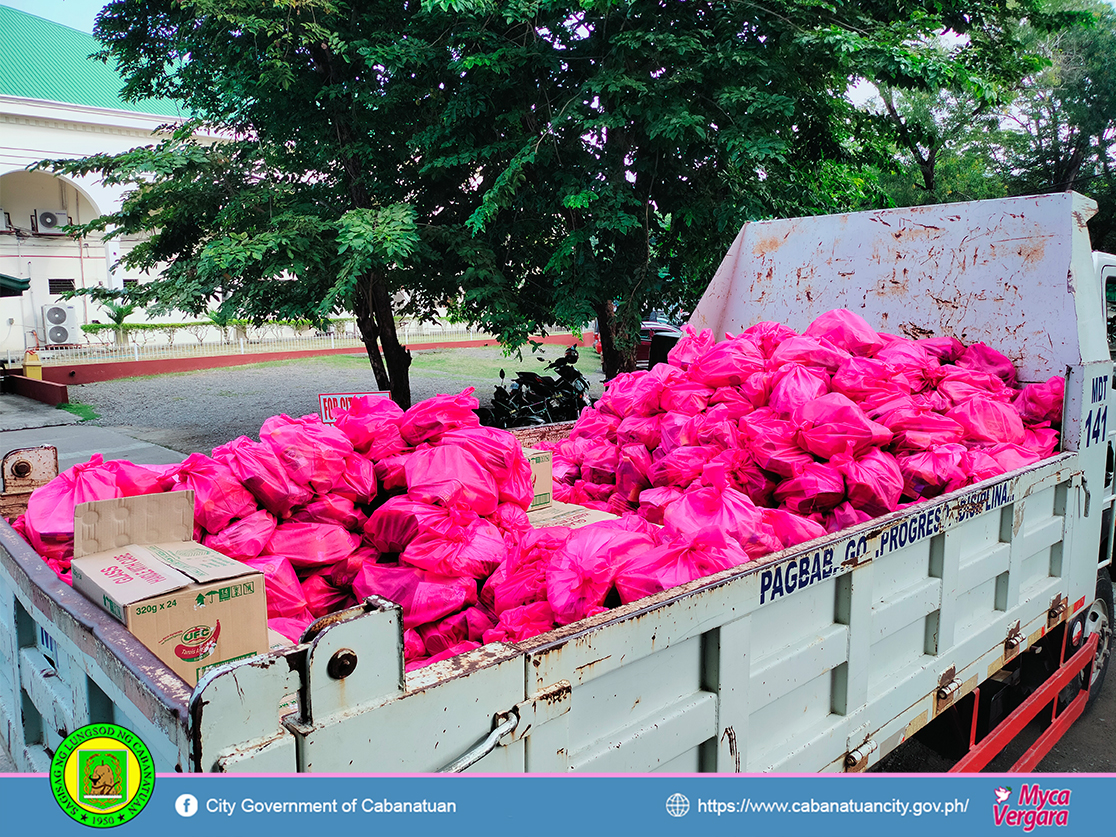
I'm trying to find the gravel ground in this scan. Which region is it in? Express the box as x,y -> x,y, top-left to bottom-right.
71,347 -> 607,457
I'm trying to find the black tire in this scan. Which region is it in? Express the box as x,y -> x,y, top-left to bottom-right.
1084,568 -> 1113,709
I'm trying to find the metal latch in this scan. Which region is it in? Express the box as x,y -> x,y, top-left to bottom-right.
844,739 -> 878,772
1048,594 -> 1069,626
1005,621 -> 1025,656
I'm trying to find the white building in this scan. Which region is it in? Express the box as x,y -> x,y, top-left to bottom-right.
0,5 -> 186,355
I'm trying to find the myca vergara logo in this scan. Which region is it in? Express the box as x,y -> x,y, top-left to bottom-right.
992,784 -> 1071,831
50,723 -> 155,828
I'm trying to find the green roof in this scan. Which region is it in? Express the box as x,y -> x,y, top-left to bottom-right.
0,5 -> 183,118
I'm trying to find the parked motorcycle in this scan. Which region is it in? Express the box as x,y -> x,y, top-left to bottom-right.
477,347 -> 593,428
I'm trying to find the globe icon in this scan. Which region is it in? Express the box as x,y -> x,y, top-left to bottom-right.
665,793 -> 690,817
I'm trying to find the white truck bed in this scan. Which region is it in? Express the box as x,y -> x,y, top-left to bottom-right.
1,192 -> 1111,773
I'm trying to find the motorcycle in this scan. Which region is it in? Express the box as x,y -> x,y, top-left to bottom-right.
477,347 -> 593,428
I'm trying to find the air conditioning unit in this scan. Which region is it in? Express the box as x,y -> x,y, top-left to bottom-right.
42,304 -> 78,346
0,208 -> 10,231
34,209 -> 69,235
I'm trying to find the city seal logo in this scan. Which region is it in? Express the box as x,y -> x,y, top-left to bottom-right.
50,723 -> 154,828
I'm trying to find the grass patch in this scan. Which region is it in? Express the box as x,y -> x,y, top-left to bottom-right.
58,402 -> 100,421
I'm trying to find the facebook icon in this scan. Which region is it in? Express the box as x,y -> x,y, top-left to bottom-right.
175,794 -> 199,818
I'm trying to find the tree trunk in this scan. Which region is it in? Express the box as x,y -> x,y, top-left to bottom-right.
354,271 -> 413,409
595,299 -> 637,381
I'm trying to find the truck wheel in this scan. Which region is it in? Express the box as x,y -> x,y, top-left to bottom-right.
1084,568 -> 1112,709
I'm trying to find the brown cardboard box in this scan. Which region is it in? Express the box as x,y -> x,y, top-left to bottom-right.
527,499 -> 619,529
70,492 -> 268,686
524,448 -> 553,511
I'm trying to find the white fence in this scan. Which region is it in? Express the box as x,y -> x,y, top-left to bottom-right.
33,321 -> 496,366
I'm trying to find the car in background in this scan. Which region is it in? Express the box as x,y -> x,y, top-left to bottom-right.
594,321 -> 683,367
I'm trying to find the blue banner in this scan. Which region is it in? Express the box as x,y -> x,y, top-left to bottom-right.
2,772 -> 1113,836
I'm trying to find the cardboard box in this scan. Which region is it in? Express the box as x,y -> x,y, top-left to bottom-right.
527,500 -> 618,529
524,448 -> 553,511
70,492 -> 268,686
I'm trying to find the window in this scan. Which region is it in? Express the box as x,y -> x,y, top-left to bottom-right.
48,278 -> 75,294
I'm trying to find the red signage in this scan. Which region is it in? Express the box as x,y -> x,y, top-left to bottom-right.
318,391 -> 390,424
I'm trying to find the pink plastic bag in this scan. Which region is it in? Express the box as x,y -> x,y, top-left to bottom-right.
823,501 -> 874,533
364,498 -> 472,553
740,414 -> 815,478
743,321 -> 798,358
400,516 -> 506,579
244,554 -> 313,621
667,325 -> 716,369
301,572 -> 355,619
615,444 -> 653,503
773,462 -> 846,515
980,443 -> 1043,472
404,445 -> 499,516
956,342 -> 1018,386
547,525 -> 657,625
898,444 -> 968,500
662,486 -> 781,558
917,335 -> 965,363
581,441 -> 620,486
440,427 -> 535,508
934,366 -> 1014,406
100,460 -> 170,498
1013,377 -> 1065,424
398,388 -> 480,446
482,602 -> 556,644
290,494 -> 363,530
804,309 -> 884,356
658,380 -> 715,415
709,381 -> 767,415
418,607 -> 497,655
404,628 -> 426,661
616,415 -> 663,450
769,365 -> 830,418
1021,423 -> 1060,458
946,399 -> 1025,445
649,446 -> 713,488
266,520 -> 361,569
688,336 -> 765,387
331,453 -> 378,505
352,563 -> 478,629
326,546 -> 372,589
269,615 -> 314,644
166,453 -> 259,533
597,371 -> 663,418
831,357 -> 908,404
636,486 -> 684,524
761,508 -> 828,549
884,407 -> 965,452
333,395 -> 405,454
614,529 -> 749,605
569,408 -> 621,441
656,412 -> 690,454
204,509 -> 278,561
874,340 -> 939,391
489,502 -> 533,535
794,393 -> 892,459
260,414 -> 354,494
24,453 -> 121,548
374,452 -> 412,490
213,435 -> 313,518
768,335 -> 851,373
835,448 -> 903,517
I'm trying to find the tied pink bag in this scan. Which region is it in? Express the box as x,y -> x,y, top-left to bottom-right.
404,446 -> 499,516
212,436 -> 312,518
352,563 -> 478,630
398,388 -> 480,445
260,414 -> 354,494
794,393 -> 892,459
547,525 -> 657,625
166,453 -> 259,533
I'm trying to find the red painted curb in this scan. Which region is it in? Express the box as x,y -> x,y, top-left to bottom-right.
42,335 -> 593,385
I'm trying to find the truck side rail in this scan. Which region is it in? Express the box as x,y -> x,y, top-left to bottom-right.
0,519 -> 192,771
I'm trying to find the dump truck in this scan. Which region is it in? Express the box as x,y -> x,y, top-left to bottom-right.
0,191 -> 1111,774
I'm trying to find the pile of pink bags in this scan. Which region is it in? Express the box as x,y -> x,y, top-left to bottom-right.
13,310 -> 1066,673
544,309 -> 1063,539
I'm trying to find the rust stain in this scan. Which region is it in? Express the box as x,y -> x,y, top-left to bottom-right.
721,726 -> 742,772
574,656 -> 612,677
752,233 -> 786,257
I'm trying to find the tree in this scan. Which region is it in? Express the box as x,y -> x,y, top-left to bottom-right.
43,0 -> 1063,393
996,0 -> 1116,250
42,0 -> 482,407
419,0 -> 1071,378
